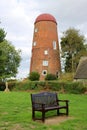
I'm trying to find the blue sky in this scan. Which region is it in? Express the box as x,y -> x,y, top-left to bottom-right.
0,0 -> 87,79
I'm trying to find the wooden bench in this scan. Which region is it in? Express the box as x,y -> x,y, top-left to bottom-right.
31,92 -> 69,122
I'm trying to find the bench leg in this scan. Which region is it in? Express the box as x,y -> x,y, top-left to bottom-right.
57,109 -> 59,115
66,107 -> 69,115
42,111 -> 45,122
32,110 -> 35,120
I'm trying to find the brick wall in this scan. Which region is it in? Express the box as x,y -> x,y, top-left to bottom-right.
30,20 -> 61,80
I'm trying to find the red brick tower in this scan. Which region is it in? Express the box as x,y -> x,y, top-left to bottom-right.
30,13 -> 61,80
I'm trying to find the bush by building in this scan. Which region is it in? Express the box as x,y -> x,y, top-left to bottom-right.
29,72 -> 40,81
45,73 -> 57,80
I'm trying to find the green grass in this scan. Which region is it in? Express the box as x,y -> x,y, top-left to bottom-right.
0,92 -> 87,130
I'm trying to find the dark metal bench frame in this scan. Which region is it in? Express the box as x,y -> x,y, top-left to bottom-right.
31,92 -> 69,122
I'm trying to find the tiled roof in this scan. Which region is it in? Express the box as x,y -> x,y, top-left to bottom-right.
74,57 -> 87,79
35,13 -> 57,24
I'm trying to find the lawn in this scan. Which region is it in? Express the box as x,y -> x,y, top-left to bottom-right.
0,91 -> 87,130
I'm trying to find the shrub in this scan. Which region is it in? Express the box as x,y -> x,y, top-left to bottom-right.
12,79 -> 87,94
0,80 -> 17,91
0,82 -> 5,91
37,81 -> 46,87
48,81 -> 86,94
29,71 -> 40,81
13,81 -> 40,91
8,81 -> 16,90
45,73 -> 57,80
64,82 -> 87,94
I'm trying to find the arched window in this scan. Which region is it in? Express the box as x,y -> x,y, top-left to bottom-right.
42,70 -> 47,76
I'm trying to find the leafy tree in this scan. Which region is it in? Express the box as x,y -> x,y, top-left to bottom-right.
0,28 -> 6,42
0,28 -> 21,81
60,28 -> 87,72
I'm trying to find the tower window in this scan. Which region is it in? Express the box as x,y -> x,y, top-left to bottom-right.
53,41 -> 56,50
43,60 -> 48,66
35,28 -> 38,32
33,41 -> 36,46
44,50 -> 48,55
42,70 -> 47,76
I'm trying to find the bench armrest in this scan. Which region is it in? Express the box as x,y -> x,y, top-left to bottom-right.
57,99 -> 69,107
58,100 -> 69,102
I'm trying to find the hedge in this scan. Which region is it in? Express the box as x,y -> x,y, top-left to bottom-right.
13,80 -> 87,94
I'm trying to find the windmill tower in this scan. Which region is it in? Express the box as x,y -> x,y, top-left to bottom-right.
30,13 -> 61,80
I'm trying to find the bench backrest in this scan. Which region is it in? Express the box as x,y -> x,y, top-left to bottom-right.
31,92 -> 59,109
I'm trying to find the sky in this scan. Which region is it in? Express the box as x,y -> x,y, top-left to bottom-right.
0,0 -> 87,79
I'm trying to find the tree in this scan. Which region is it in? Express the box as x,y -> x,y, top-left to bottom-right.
60,28 -> 87,72
0,28 -> 6,42
0,28 -> 21,81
